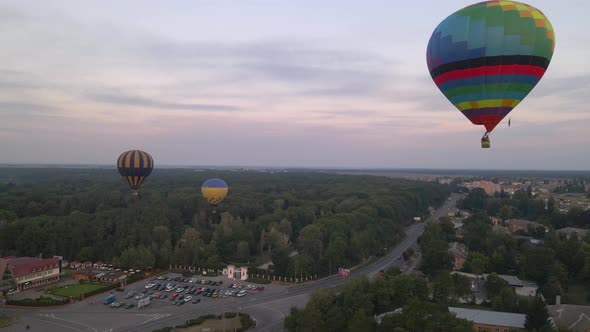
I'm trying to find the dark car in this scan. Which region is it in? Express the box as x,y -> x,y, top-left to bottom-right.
192,298 -> 201,304
125,303 -> 134,309
116,287 -> 125,292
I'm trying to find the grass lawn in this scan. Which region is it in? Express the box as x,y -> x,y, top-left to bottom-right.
179,317 -> 243,332
566,282 -> 590,305
50,282 -> 111,298
0,316 -> 20,328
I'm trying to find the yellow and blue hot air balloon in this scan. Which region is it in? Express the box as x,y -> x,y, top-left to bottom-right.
201,178 -> 228,212
117,150 -> 154,196
426,0 -> 555,148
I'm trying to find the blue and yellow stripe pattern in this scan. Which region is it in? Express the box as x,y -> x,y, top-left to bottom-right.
117,150 -> 154,194
201,178 -> 228,206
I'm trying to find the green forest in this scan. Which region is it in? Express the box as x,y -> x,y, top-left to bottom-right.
0,168 -> 448,278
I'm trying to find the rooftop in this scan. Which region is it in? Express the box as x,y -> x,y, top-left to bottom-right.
449,307 -> 526,328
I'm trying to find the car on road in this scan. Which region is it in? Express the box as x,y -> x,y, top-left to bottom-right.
256,286 -> 265,291
116,287 -> 125,292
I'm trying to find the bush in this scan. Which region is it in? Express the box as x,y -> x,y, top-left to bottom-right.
7,296 -> 68,307
246,277 -> 271,284
238,313 -> 256,331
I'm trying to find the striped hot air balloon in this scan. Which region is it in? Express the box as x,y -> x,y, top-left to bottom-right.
426,0 -> 555,148
117,150 -> 154,196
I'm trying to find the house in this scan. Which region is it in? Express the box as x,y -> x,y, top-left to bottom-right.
451,272 -> 538,298
449,307 -> 526,331
0,256 -> 60,293
93,261 -> 106,269
80,261 -> 93,269
481,273 -> 538,297
548,304 -> 590,332
70,260 -> 81,269
448,242 -> 468,270
505,219 -> 539,234
222,265 -> 249,281
60,260 -> 69,268
556,227 -> 589,241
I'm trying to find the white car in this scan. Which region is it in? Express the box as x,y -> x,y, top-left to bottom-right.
175,288 -> 184,293
237,290 -> 246,297
184,295 -> 192,302
135,293 -> 145,300
144,283 -> 155,289
189,278 -> 197,283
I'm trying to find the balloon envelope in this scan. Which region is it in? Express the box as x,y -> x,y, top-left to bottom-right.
426,0 -> 555,132
201,178 -> 228,206
117,150 -> 154,194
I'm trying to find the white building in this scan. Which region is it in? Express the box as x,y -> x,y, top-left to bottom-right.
222,265 -> 248,281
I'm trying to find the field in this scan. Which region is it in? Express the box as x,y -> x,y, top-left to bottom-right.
50,282 -> 112,298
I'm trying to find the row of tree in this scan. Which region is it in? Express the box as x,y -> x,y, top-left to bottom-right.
0,168 -> 449,278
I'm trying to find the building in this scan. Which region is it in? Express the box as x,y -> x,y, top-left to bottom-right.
548,304 -> 590,332
70,260 -> 81,269
222,265 -> 248,281
72,269 -> 127,284
448,242 -> 468,270
81,261 -> 93,269
60,260 -> 70,268
481,274 -> 538,297
556,227 -> 589,240
449,307 -> 526,331
462,181 -> 502,195
93,261 -> 106,269
0,256 -> 60,293
505,219 -> 540,234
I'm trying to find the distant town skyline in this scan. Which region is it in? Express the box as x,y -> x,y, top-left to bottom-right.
1,1 -> 590,170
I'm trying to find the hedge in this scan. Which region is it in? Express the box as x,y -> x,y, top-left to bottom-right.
7,296 -> 68,307
246,277 -> 271,285
153,312 -> 255,331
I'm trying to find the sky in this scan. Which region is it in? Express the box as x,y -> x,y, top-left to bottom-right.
1,0 -> 589,170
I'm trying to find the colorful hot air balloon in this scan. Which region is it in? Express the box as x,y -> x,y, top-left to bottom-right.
201,178 -> 228,212
117,150 -> 154,196
426,0 -> 555,148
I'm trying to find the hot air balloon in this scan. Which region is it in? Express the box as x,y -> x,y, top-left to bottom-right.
201,178 -> 228,213
426,0 -> 555,148
117,150 -> 154,196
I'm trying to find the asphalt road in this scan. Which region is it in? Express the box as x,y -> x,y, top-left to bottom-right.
2,193 -> 462,332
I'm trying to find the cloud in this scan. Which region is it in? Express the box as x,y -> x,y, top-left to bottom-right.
88,93 -> 239,112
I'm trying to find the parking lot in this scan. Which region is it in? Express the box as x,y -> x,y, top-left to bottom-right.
100,272 -> 281,312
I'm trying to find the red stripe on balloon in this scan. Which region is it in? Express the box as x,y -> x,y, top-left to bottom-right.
434,65 -> 546,86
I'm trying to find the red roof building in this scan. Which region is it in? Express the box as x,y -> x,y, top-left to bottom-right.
0,256 -> 60,293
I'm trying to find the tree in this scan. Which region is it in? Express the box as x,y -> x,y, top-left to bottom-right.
433,271 -> 454,305
492,287 -> 517,312
524,297 -> 551,331
347,309 -> 374,332
499,205 -> 512,221
236,241 -> 250,262
485,273 -> 509,299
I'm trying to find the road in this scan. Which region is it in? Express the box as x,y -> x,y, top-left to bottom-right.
2,193 -> 462,332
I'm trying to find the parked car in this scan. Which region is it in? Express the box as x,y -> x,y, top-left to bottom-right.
116,287 -> 125,292
192,298 -> 201,304
184,295 -> 192,302
125,303 -> 134,309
